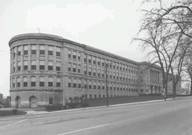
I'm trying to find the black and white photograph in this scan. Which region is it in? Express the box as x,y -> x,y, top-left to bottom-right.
0,0 -> 192,134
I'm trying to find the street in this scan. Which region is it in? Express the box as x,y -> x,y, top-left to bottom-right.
0,97 -> 192,135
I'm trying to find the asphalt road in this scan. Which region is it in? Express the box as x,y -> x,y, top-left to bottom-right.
0,97 -> 192,135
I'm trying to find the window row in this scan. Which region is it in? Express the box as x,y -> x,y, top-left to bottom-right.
12,81 -> 61,88
67,82 -> 138,92
67,53 -> 138,74
13,50 -> 61,57
12,65 -> 61,72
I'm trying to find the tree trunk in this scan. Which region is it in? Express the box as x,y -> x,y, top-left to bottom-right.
190,77 -> 192,95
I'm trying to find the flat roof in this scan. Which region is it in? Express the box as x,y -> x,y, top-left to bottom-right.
9,33 -> 158,66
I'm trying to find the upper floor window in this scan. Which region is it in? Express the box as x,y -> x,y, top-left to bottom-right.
84,58 -> 87,63
88,59 -> 91,64
48,65 -> 53,71
68,54 -> 71,58
24,50 -> 28,55
31,82 -> 36,87
48,51 -> 53,55
17,66 -> 21,71
73,68 -> 76,72
56,66 -> 61,71
23,82 -> 28,87
31,50 -> 36,55
48,82 -> 53,87
39,82 -> 45,87
17,51 -> 21,56
56,82 -> 61,87
68,83 -> 71,87
17,82 -> 20,87
40,50 -> 45,55
73,55 -> 76,59
56,52 -> 60,57
39,65 -> 45,70
24,65 -> 28,71
13,53 -> 15,58
31,65 -> 36,70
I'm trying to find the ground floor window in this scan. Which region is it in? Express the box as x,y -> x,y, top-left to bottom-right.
49,97 -> 53,104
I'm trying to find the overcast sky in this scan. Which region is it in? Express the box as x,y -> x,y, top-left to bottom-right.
0,0 -> 148,97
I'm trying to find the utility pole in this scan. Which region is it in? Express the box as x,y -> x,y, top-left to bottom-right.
105,63 -> 109,106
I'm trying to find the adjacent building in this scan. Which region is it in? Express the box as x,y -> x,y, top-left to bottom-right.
9,33 -> 172,108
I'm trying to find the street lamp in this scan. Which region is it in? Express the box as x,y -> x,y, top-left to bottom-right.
105,63 -> 109,106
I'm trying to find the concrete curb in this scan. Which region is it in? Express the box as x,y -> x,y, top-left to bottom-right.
26,98 -> 172,115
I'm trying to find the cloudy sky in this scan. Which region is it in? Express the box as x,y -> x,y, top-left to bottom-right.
0,0 -> 147,96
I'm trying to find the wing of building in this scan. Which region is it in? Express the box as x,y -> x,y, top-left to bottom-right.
9,33 -> 180,108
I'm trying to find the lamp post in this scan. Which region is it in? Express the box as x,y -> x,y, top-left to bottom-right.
105,63 -> 109,106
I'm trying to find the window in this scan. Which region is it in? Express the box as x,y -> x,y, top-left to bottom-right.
31,82 -> 36,87
56,66 -> 60,71
24,65 -> 28,71
24,50 -> 28,55
68,67 -> 71,71
23,82 -> 28,87
88,72 -> 91,76
68,83 -> 71,87
73,83 -> 76,88
17,51 -> 21,56
13,53 -> 15,58
39,82 -> 44,87
40,50 -> 45,55
48,66 -> 53,71
31,50 -> 36,55
39,65 -> 45,70
48,82 -> 53,87
48,51 -> 53,55
89,59 -> 91,64
68,54 -> 71,58
98,62 -> 100,66
73,55 -> 76,59
93,60 -> 96,64
31,65 -> 36,70
78,69 -> 80,73
13,67 -> 15,72
89,85 -> 92,89
84,58 -> 87,63
56,82 -> 61,87
17,66 -> 21,71
78,84 -> 81,88
17,82 -> 20,87
56,52 -> 60,56
49,97 -> 53,104
12,83 -> 15,88
78,56 -> 80,60
84,71 -> 87,75
93,72 -> 96,76
73,68 -> 76,72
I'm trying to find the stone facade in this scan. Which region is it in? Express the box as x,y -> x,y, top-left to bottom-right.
9,33 -> 164,108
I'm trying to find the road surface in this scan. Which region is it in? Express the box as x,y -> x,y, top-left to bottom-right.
0,97 -> 192,135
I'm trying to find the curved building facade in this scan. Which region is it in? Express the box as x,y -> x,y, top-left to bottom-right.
9,33 -> 163,108
9,33 -> 64,107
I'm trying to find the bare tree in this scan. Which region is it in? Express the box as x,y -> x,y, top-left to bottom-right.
135,0 -> 192,99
